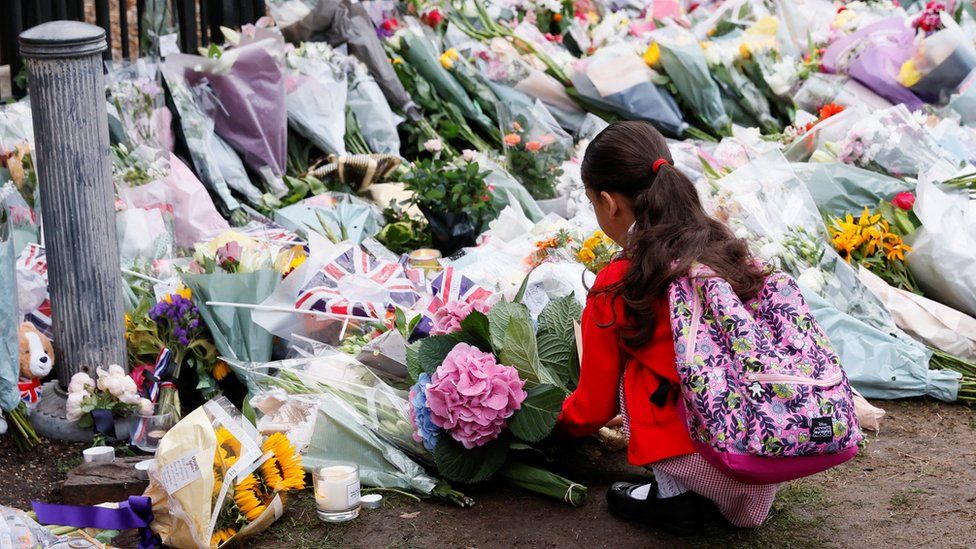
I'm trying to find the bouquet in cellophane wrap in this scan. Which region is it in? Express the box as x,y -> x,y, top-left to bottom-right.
146,396 -> 305,548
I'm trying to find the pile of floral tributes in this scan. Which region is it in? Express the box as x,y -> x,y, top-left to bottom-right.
2,0 -> 976,542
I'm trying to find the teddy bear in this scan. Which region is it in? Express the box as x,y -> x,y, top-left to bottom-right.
18,322 -> 54,406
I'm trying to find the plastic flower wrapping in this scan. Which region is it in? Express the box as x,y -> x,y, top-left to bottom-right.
9,0 -> 976,521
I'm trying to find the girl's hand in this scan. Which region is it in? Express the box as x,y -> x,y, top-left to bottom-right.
605,415 -> 624,428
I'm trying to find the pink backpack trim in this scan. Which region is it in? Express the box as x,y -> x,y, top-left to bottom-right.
669,264 -> 861,485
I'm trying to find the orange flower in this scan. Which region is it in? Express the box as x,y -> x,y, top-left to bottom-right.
553,13 -> 563,22
818,103 -> 845,121
525,141 -> 542,152
503,133 -> 521,146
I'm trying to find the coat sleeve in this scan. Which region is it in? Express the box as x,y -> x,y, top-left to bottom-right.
556,263 -> 627,438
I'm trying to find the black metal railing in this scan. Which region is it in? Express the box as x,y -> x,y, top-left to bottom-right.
1,0 -> 267,97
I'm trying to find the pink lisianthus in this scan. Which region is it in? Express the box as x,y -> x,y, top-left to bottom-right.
430,299 -> 491,335
424,343 -> 527,449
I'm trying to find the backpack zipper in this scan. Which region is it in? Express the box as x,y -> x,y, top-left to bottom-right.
745,371 -> 844,387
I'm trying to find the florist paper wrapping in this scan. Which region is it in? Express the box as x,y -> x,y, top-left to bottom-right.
0,183 -> 38,256
570,46 -> 687,137
649,26 -> 730,135
859,266 -> 976,363
183,269 -> 281,363
947,70 -> 976,126
347,63 -> 402,154
116,207 -> 174,266
105,60 -> 175,152
306,394 -> 439,494
146,398 -> 273,549
161,60 -> 264,210
821,17 -> 923,110
476,154 -> 546,223
907,174 -> 976,318
802,287 -> 959,402
902,13 -> 976,104
285,42 -> 348,156
265,0 -> 417,116
0,208 -> 20,413
793,73 -> 892,113
274,192 -> 383,245
791,163 -> 913,218
173,37 -> 289,197
117,153 -> 230,249
295,245 -> 420,318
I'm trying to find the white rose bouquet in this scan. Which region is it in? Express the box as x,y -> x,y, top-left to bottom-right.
66,366 -> 153,428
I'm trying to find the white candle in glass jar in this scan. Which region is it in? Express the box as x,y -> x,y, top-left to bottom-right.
315,465 -> 361,512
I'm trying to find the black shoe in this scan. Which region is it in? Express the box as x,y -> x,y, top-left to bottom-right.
606,482 -> 701,536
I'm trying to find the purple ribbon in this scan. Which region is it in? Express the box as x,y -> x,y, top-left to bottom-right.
32,496 -> 159,549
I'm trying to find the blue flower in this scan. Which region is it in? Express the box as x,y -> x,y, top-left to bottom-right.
409,373 -> 441,452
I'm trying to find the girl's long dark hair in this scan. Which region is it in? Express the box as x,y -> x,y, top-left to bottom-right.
582,121 -> 765,348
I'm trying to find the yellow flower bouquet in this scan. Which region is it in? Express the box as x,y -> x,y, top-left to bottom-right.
574,230 -> 620,274
145,397 -> 305,548
828,206 -> 918,293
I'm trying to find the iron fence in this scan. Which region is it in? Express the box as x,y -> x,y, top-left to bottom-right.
0,0 -> 267,97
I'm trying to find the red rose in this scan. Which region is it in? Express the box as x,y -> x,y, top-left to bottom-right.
892,192 -> 916,211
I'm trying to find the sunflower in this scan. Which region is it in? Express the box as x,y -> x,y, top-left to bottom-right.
577,247 -> 596,264
260,433 -> 306,491
233,474 -> 267,522
211,527 -> 237,547
215,427 -> 242,472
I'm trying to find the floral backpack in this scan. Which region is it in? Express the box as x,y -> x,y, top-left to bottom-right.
667,264 -> 862,485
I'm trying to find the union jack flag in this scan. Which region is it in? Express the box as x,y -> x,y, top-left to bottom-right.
295,246 -> 420,319
415,267 -> 494,337
19,378 -> 42,406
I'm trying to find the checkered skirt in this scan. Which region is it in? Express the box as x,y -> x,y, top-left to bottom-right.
619,373 -> 777,528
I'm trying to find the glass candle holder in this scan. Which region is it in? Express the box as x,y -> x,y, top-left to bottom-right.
313,463 -> 361,522
130,412 -> 176,453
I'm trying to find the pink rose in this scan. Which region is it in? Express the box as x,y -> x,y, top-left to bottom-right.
892,192 -> 915,211
424,343 -> 527,449
430,299 -> 491,335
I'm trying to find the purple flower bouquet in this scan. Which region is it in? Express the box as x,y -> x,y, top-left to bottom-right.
169,36 -> 290,197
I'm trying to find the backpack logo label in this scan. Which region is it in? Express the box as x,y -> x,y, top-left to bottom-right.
810,417 -> 834,443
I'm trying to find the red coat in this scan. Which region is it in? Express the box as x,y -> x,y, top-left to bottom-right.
557,259 -> 694,466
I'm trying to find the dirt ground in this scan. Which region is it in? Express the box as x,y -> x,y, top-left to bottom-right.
2,400 -> 973,548
251,399 -> 976,549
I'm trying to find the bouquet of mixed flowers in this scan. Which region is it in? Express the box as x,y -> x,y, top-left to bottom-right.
126,286 -> 222,414
574,229 -> 619,273
183,232 -> 284,363
105,59 -> 175,152
498,102 -> 573,201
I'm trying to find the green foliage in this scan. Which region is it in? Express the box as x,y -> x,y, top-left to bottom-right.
433,432 -> 510,483
536,295 -> 583,390
508,384 -> 565,442
402,157 -> 496,228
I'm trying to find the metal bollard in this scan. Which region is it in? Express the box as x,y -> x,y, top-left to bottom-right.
20,21 -> 126,390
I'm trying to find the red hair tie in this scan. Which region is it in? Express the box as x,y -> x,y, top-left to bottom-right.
652,158 -> 668,173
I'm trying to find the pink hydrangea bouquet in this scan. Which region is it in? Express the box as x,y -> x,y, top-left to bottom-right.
406,294 -> 587,501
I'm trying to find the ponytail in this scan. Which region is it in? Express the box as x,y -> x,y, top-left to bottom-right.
582,121 -> 765,347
